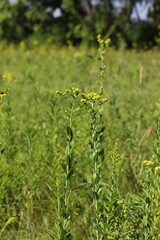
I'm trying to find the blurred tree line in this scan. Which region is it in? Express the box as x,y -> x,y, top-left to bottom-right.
0,0 -> 160,48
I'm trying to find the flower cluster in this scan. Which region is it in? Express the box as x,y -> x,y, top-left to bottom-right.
56,87 -> 81,96
85,93 -> 100,100
72,87 -> 81,94
81,92 -> 108,106
56,89 -> 108,107
143,160 -> 154,166
143,160 -> 160,173
97,34 -> 111,47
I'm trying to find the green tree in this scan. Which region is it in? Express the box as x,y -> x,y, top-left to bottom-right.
149,0 -> 160,24
0,0 -> 159,47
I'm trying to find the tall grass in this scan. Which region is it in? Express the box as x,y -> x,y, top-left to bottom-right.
0,41 -> 160,239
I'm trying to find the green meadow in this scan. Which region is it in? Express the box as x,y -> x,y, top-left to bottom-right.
0,42 -> 160,239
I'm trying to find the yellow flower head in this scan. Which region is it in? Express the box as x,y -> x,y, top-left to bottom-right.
86,93 -> 100,100
0,92 -> 6,98
56,87 -> 82,97
155,166 -> 160,172
81,98 -> 87,103
64,89 -> 71,94
81,92 -> 108,106
97,34 -> 102,43
143,160 -> 154,166
101,98 -> 108,103
72,87 -> 81,94
105,38 -> 111,46
97,34 -> 101,40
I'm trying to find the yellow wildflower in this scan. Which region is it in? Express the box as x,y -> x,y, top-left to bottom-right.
105,38 -> 111,46
101,98 -> 108,103
0,92 -> 6,98
143,160 -> 154,166
155,166 -> 160,172
97,34 -> 101,39
86,93 -> 100,100
81,98 -> 87,103
72,87 -> 81,94
97,34 -> 102,43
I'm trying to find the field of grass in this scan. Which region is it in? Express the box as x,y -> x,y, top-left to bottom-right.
0,42 -> 160,239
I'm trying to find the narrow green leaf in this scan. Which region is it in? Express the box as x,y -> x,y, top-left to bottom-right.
0,216 -> 17,236
67,126 -> 73,142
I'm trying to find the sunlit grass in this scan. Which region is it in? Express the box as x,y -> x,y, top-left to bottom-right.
0,43 -> 160,239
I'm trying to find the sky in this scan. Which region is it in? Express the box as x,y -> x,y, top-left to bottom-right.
131,1 -> 153,20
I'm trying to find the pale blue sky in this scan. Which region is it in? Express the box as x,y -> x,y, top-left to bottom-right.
131,1 -> 153,20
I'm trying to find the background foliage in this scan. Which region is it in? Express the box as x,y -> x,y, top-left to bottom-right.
0,0 -> 160,48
